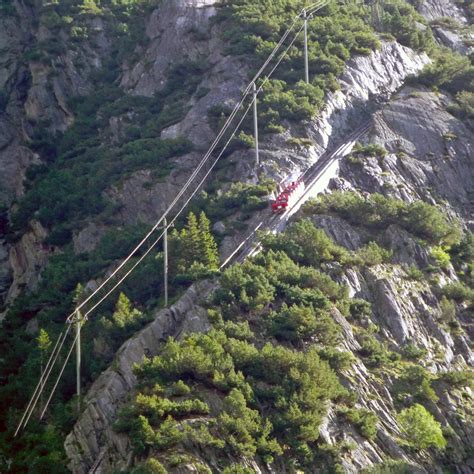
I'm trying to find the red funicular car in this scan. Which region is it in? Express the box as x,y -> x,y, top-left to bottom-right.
271,179 -> 305,213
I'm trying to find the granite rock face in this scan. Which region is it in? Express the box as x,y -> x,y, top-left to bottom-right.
0,1 -> 113,310
0,0 -> 471,471
62,1 -> 474,470
338,88 -> 473,224
64,281 -> 214,474
418,0 -> 468,23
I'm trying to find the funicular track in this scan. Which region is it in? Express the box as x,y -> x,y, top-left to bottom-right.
222,120 -> 372,267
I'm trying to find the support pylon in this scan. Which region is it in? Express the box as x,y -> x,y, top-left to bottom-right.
163,217 -> 168,307
75,309 -> 81,414
303,9 -> 309,84
253,82 -> 259,167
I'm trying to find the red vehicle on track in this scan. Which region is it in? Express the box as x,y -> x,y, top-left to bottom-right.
271,179 -> 305,213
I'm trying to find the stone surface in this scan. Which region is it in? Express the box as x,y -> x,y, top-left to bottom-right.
310,214 -> 365,250
338,88 -> 474,223
65,281 -> 214,474
0,0 -> 471,471
418,0 -> 468,23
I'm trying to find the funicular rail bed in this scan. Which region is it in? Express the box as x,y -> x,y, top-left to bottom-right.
222,121 -> 373,267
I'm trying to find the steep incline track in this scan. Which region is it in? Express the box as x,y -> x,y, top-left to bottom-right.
222,121 -> 372,267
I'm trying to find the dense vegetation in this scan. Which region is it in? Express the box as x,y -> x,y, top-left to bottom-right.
115,223 -> 362,471
112,208 -> 472,471
303,191 -> 461,246
212,0 -> 433,133
416,46 -> 474,121
214,0 -> 380,131
1,0 -> 472,471
0,210 -> 220,471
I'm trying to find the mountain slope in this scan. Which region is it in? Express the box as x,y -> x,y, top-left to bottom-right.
0,0 -> 472,472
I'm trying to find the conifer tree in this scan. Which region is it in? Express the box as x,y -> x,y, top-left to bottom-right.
37,328 -> 52,412
74,283 -> 85,305
37,328 -> 52,360
198,211 -> 219,270
169,228 -> 186,276
169,211 -> 219,276
185,212 -> 202,264
112,292 -> 142,329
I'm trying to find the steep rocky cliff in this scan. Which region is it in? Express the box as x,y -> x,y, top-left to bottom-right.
0,0 -> 114,312
0,0 -> 472,472
63,1 -> 473,472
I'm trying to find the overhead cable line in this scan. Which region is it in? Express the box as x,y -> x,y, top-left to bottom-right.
16,1 -> 328,434
38,22 -> 310,418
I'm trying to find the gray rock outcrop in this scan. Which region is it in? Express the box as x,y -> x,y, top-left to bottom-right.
65,281 -> 214,473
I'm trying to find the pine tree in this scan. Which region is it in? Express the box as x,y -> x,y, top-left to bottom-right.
185,212 -> 202,265
398,404 -> 446,450
169,211 -> 219,276
169,228 -> 186,276
112,292 -> 142,329
37,328 -> 52,412
198,211 -> 219,270
37,328 -> 52,358
74,283 -> 85,305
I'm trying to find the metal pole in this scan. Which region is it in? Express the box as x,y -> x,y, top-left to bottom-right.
163,217 -> 168,307
303,9 -> 309,84
75,309 -> 81,414
252,82 -> 259,166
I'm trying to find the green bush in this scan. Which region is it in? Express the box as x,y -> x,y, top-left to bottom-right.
253,250 -> 349,306
317,348 -> 355,371
397,404 -> 446,450
442,282 -> 474,305
430,246 -> 451,269
349,299 -> 372,319
127,329 -> 344,467
438,295 -> 457,323
416,47 -> 473,96
214,262 -> 275,314
131,459 -> 168,474
449,233 -> 474,285
262,219 -> 352,267
303,192 -> 460,246
352,143 -> 387,159
448,91 -> 474,120
200,180 -> 276,221
222,465 -> 255,474
362,460 -> 419,473
357,242 -> 392,266
381,1 -> 433,50
359,334 -> 394,367
343,408 -> 379,440
396,365 -> 438,403
406,265 -> 423,281
437,370 -> 474,388
401,342 -> 428,361
269,304 -> 340,345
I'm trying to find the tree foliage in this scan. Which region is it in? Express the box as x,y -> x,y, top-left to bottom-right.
215,0 -> 381,131
397,404 -> 446,450
121,328 -> 344,468
112,292 -> 142,329
304,192 -> 460,246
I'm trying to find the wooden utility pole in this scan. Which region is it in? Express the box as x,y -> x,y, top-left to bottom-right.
75,308 -> 81,414
303,9 -> 309,84
163,217 -> 168,307
253,82 -> 260,166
